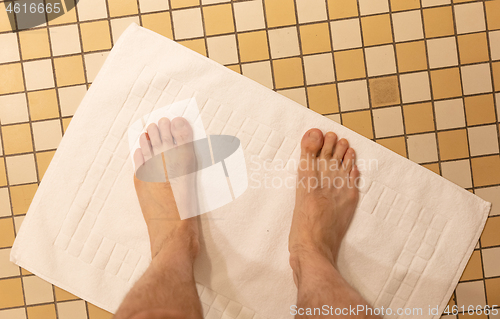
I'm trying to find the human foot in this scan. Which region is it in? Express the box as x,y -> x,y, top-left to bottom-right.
289,129 -> 360,269
133,117 -> 199,260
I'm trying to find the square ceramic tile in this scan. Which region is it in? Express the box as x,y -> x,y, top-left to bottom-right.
76,0 -> 108,21
468,125 -> 500,156
233,0 -> 265,32
10,183 -> 38,215
390,0 -> 420,12
434,99 -> 465,130
407,133 -> 438,163
458,32 -> 490,64
263,0 -> 297,28
13,216 -> 24,234
421,0 -> 450,7
400,72 -> 431,103
23,276 -> 54,305
299,23 -> 331,55
441,160 -> 472,188
422,6 -> 455,38
395,41 -> 428,73
456,281 -> 486,308
54,286 -> 78,302
87,303 -> 113,318
278,88 -> 307,106
475,186 -> 500,216
482,217 -> 500,247
342,110 -> 373,139
465,94 -> 496,126
84,52 -> 110,83
0,2 -> 15,33
361,14 -> 393,46
392,10 -> 424,42
325,113 -> 341,124
172,8 -> 204,40
0,159 -> 6,186
237,31 -> 269,63
307,84 -> 339,114
461,63 -> 492,95
0,218 -> 15,248
0,249 -> 19,278
372,106 -> 404,138
57,300 -> 87,319
376,136 -> 406,158
295,0 -> 327,23
27,89 -> 60,121
241,61 -> 273,89
171,0 -> 199,8
206,34 -> 238,65
369,75 -> 400,107
303,53 -> 335,85
0,33 -> 19,63
0,63 -> 23,94
54,55 -> 86,87
0,93 -> 29,125
138,0 -> 168,13
26,304 -> 57,319
403,102 -> 435,134
486,0 -> 500,30
202,4 -> 234,36
491,31 -> 500,61
497,93 -> 500,121
327,0 -> 359,20
2,123 -> 33,155
365,44 -> 396,77
482,247 -> 500,277
454,2 -> 486,34
330,18 -> 362,51
337,80 -> 370,111
32,120 -> 63,151
36,151 -> 55,180
15,0 -> 47,30
141,12 -> 173,39
437,129 -> 469,161
5,154 -> 37,185
107,0 -> 138,17
46,0 -> 78,26
58,85 -> 87,117
334,49 -> 366,81
18,28 -> 51,60
426,37 -> 458,68
23,59 -> 55,91
471,155 -> 500,187
111,16 -> 140,43
430,68 -> 462,100
272,57 -> 304,89
49,24 -> 81,56
0,188 -> 11,217
80,21 -> 112,52
358,0 -> 389,15
0,307 -> 26,319
268,27 -> 300,59
460,250 -> 483,282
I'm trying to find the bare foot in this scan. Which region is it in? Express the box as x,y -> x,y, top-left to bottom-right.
289,129 -> 360,269
133,117 -> 199,261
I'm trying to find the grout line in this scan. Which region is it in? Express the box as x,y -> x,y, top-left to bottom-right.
260,0 -> 278,91
290,0 -> 311,109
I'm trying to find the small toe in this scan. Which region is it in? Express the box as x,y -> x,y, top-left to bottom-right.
158,118 -> 174,149
300,129 -> 324,159
333,138 -> 349,163
170,117 -> 193,145
320,132 -> 337,159
349,164 -> 360,189
342,148 -> 356,172
147,123 -> 163,155
139,132 -> 153,162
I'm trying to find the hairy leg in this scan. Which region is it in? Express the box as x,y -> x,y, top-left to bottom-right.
289,129 -> 380,319
114,118 -> 202,319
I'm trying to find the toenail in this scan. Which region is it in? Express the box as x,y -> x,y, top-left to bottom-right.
309,130 -> 320,140
340,139 -> 347,145
174,119 -> 185,128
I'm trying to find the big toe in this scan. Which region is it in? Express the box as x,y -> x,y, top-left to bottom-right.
170,117 -> 193,145
300,129 -> 324,162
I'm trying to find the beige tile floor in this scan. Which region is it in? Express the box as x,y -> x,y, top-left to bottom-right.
0,0 -> 499,318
